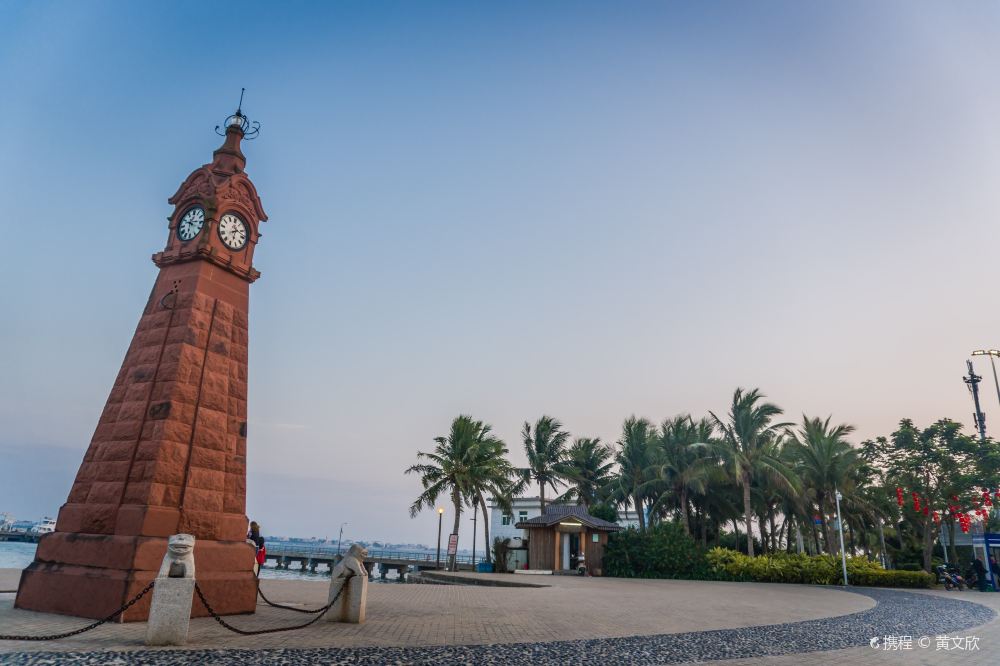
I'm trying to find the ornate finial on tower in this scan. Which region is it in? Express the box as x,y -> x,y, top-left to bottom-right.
215,88 -> 260,140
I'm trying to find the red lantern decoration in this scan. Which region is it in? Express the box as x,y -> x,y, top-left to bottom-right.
896,487 -> 904,507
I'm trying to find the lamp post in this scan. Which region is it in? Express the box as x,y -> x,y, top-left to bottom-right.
964,360 -> 988,441
972,349 -> 1000,410
436,507 -> 444,570
470,503 -> 478,569
835,489 -> 848,586
337,522 -> 347,555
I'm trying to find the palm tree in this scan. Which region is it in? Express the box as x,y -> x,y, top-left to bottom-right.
406,415 -> 507,568
520,415 -> 571,514
789,415 -> 857,554
556,437 -> 615,508
709,388 -> 797,557
612,416 -> 657,531
465,435 -> 519,565
652,415 -> 716,534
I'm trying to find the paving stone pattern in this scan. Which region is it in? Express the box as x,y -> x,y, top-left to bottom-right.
2,587 -> 993,665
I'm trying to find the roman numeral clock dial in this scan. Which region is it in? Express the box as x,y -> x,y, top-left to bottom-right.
218,213 -> 248,250
177,206 -> 205,241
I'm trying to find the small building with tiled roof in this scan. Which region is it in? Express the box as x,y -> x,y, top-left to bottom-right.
515,505 -> 622,576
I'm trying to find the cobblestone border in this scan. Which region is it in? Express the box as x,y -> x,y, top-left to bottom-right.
4,587 -> 995,665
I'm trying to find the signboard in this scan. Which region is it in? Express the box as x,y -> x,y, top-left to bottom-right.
447,533 -> 459,555
813,515 -> 822,525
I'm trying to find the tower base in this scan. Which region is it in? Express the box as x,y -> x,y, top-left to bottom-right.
15,533 -> 256,621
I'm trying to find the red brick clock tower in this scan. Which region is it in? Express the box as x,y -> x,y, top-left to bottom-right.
16,100 -> 268,621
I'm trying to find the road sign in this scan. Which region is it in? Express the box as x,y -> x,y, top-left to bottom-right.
447,533 -> 458,555
813,515 -> 822,525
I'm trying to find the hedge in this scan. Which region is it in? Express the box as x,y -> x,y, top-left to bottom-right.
705,548 -> 935,588
604,527 -> 935,588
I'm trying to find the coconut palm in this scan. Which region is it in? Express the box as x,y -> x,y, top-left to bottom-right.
611,416 -> 657,531
788,415 -> 857,553
520,415 -> 571,514
406,415 -> 507,568
556,437 -> 615,508
465,436 -> 520,565
652,415 -> 717,534
709,388 -> 797,557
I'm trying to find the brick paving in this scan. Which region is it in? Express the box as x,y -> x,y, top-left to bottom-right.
0,568 -> 872,653
1,568 -> 997,664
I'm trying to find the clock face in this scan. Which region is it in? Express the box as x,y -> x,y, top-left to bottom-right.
218,213 -> 248,250
177,207 -> 205,242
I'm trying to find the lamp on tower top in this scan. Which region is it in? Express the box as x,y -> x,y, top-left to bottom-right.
216,87 -> 260,139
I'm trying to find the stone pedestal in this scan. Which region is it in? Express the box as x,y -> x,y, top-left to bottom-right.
146,577 -> 196,646
327,574 -> 367,624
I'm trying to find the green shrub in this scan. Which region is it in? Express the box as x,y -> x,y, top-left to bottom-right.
604,522 -> 717,579
612,538 -> 935,588
703,548 -> 933,588
849,569 -> 935,588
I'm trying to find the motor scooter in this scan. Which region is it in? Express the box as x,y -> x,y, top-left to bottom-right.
935,564 -> 965,590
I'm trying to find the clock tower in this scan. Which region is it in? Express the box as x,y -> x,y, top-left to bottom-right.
16,100 -> 268,621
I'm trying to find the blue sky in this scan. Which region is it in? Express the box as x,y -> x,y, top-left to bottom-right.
3,1 -> 1000,550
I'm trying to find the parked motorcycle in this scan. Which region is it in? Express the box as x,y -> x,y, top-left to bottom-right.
935,564 -> 966,590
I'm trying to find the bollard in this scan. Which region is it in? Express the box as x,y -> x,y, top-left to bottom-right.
146,534 -> 197,646
326,544 -> 368,624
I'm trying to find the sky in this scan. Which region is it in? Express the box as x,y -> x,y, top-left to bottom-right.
3,1 -> 1000,552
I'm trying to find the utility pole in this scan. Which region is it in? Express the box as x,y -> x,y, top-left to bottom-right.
835,488 -> 849,586
878,520 -> 889,569
964,360 -> 988,441
972,350 -> 1000,410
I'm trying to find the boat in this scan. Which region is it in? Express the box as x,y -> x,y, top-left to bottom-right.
30,517 -> 56,534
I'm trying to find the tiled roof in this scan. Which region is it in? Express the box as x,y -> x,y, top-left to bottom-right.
514,505 -> 623,531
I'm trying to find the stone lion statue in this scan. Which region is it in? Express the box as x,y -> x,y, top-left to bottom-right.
157,534 -> 196,579
331,543 -> 368,579
327,543 -> 368,624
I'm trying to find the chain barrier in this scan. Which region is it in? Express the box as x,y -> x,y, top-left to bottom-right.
256,584 -> 329,614
195,574 -> 353,636
0,580 -> 155,642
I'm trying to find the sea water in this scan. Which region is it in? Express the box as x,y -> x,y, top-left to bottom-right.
0,542 -> 407,582
0,542 -> 36,569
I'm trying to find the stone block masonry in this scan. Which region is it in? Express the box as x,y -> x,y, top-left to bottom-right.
15,119 -> 268,622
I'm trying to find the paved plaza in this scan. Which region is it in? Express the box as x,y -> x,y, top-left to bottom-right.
1,568 -> 998,664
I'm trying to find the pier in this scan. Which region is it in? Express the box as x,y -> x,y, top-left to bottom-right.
0,532 -> 40,543
263,543 -> 477,579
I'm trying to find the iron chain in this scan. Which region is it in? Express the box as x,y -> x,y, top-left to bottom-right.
196,573 -> 353,636
256,585 -> 329,614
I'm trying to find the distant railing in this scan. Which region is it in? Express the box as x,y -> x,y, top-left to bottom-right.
264,543 -> 478,565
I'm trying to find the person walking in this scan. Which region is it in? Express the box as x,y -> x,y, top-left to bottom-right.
973,558 -> 989,592
247,521 -> 266,576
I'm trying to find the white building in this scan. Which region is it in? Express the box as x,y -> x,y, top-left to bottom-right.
489,497 -> 640,542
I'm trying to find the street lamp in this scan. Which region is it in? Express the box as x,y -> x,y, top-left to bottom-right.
835,489 -> 848,586
337,522 -> 348,555
470,504 -> 478,569
972,350 -> 1000,410
436,507 -> 444,570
